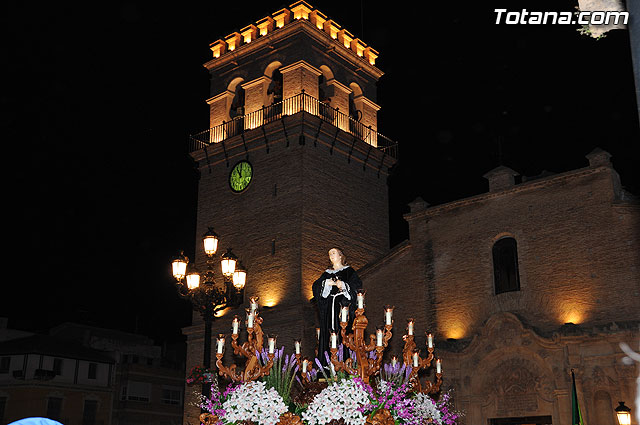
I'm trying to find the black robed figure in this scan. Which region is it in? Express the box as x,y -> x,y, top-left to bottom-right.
312,248 -> 362,365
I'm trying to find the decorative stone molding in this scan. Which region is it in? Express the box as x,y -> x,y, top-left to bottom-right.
205,2 -> 380,67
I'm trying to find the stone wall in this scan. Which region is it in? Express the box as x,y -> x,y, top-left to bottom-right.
360,151 -> 640,424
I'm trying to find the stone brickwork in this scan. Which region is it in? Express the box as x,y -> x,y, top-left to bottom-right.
242,77 -> 269,116
415,159 -> 638,338
361,151 -> 640,425
281,60 -> 322,100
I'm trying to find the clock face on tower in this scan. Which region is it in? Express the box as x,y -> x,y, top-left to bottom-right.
229,160 -> 253,193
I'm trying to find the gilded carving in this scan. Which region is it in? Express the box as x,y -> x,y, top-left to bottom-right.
365,408 -> 395,425
278,412 -> 303,425
200,413 -> 219,425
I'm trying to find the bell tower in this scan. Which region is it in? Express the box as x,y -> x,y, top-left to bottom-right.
183,1 -> 397,420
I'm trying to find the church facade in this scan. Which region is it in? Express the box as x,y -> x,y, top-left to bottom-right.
182,2 -> 639,425
361,150 -> 639,425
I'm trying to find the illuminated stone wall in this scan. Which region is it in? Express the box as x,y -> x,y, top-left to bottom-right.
411,151 -> 638,339
361,149 -> 639,424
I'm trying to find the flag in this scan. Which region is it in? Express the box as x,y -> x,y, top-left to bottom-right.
571,369 -> 584,425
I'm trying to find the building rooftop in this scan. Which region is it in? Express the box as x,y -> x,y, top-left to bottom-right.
0,334 -> 115,363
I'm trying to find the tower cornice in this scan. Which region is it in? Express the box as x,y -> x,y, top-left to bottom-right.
203,12 -> 383,80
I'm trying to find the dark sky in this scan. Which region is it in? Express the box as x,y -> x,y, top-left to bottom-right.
3,1 -> 638,344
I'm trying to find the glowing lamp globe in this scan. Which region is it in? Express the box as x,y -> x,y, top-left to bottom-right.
186,268 -> 201,290
220,248 -> 238,277
233,263 -> 247,289
171,252 -> 188,280
203,227 -> 219,256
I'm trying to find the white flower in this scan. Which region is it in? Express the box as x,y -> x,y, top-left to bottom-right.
221,381 -> 288,425
412,393 -> 442,424
302,379 -> 370,425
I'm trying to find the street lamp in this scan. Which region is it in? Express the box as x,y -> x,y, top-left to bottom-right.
220,247 -> 238,277
615,402 -> 631,425
170,227 -> 247,402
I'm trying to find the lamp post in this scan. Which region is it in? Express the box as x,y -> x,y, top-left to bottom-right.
615,402 -> 631,425
171,227 -> 247,401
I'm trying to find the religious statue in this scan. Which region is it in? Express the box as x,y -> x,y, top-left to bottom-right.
312,248 -> 362,365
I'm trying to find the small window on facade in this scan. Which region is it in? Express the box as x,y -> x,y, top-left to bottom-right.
82,400 -> 98,425
53,358 -> 63,375
0,357 -> 10,373
121,381 -> 151,402
88,363 -> 97,379
161,387 -> 182,405
492,237 -> 521,294
46,396 -> 63,420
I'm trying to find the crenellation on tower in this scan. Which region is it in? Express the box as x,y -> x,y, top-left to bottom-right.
207,2 -> 376,66
203,1 -> 383,139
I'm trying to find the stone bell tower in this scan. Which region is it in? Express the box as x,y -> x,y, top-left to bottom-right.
183,1 -> 397,420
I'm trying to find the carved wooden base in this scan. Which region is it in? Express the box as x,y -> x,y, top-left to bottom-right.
365,408 -> 395,425
199,413 -> 218,425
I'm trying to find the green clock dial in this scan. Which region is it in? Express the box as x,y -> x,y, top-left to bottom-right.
229,160 -> 253,193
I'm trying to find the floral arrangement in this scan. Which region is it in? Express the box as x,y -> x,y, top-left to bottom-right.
221,381 -> 289,425
302,378 -> 370,425
187,365 -> 215,385
198,354 -> 462,425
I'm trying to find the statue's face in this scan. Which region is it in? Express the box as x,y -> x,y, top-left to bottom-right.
328,248 -> 343,266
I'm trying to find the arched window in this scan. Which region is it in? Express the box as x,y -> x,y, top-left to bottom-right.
229,85 -> 245,118
593,391 -> 615,425
492,237 -> 520,294
267,68 -> 283,105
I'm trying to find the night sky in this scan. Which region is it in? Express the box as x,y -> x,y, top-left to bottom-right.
4,1 -> 638,344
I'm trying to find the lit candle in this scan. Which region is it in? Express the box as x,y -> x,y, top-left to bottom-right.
391,356 -> 398,367
302,358 -> 309,373
427,333 -> 433,349
268,335 -> 276,354
436,358 -> 442,374
247,311 -> 255,328
376,328 -> 383,347
384,306 -> 394,326
316,328 -> 320,340
217,335 -> 225,354
294,339 -> 301,355
356,290 -> 365,309
412,350 -> 420,368
330,332 -> 338,349
250,297 -> 259,313
340,306 -> 349,323
407,319 -> 415,336
232,316 -> 239,335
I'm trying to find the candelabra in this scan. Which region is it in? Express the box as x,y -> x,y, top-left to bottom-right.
215,298 -> 276,382
328,291 -> 394,384
402,319 -> 443,394
293,339 -> 315,384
